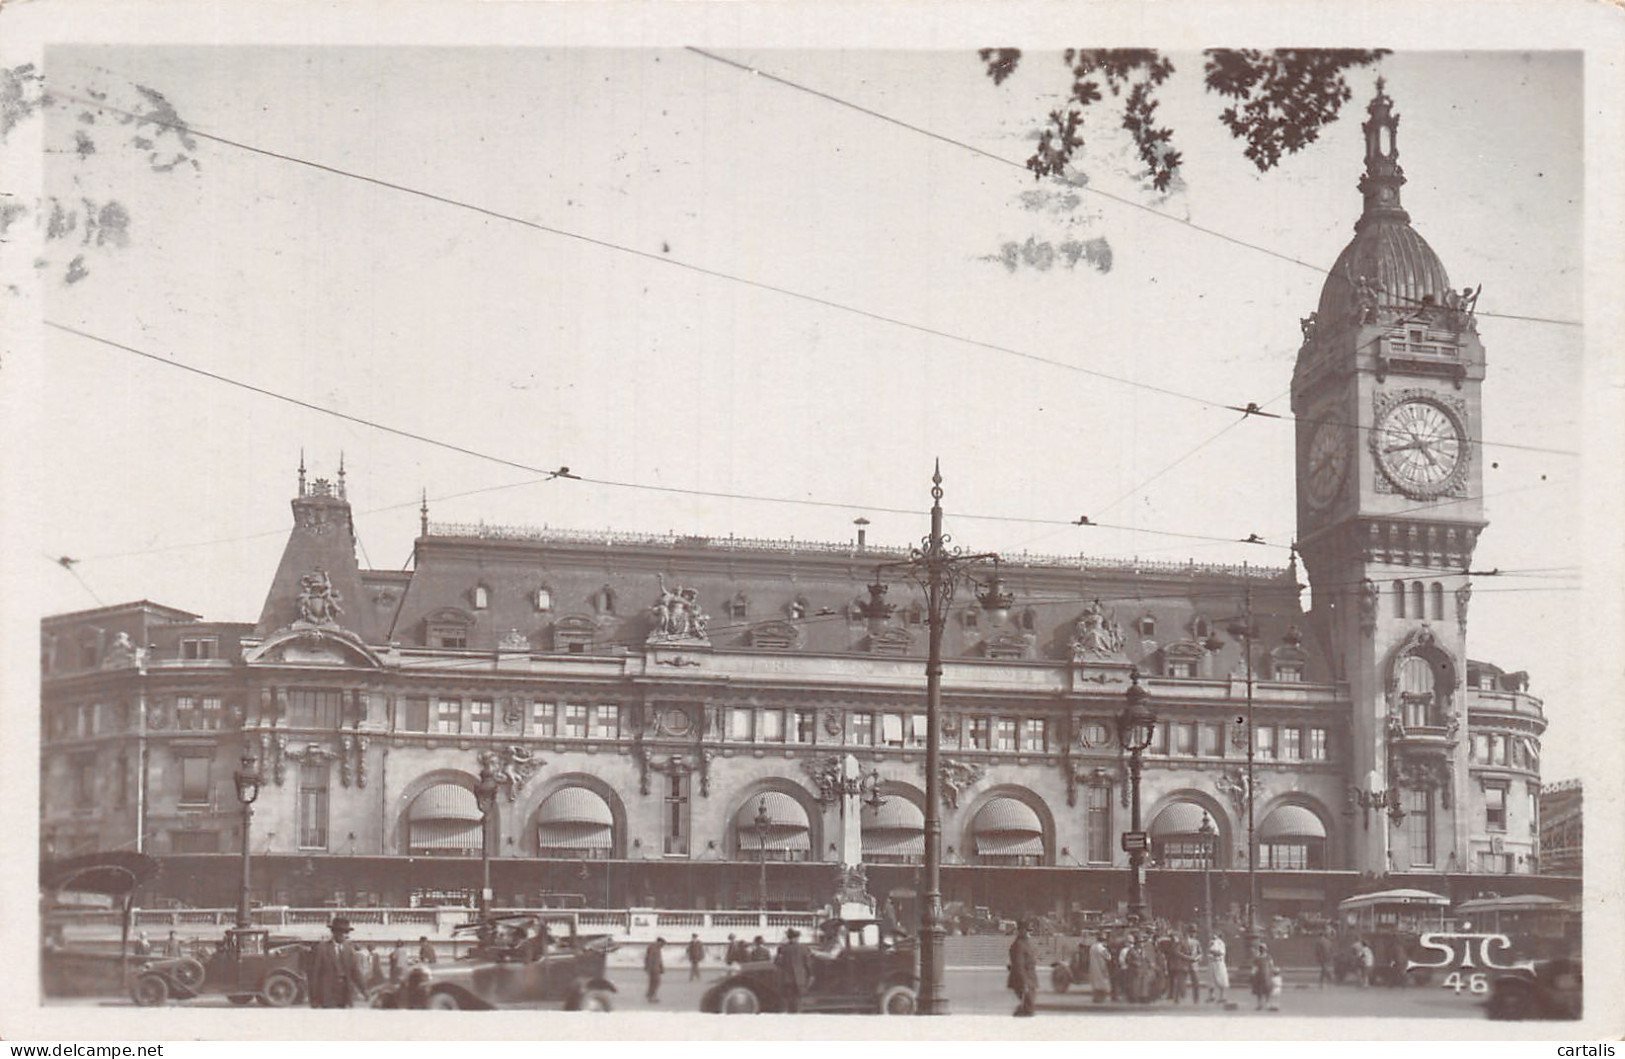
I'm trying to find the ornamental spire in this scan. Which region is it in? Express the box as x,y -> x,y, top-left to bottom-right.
1356,77 -> 1409,228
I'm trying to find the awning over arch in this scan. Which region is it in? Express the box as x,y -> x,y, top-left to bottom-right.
536,787 -> 615,851
1149,801 -> 1212,838
407,784 -> 482,853
972,797 -> 1044,857
1260,805 -> 1327,842
735,791 -> 811,852
862,797 -> 924,857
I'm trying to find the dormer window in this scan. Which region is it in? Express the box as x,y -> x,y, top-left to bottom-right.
534,587 -> 553,612
1479,673 -> 1495,691
728,592 -> 750,621
904,602 -> 925,626
962,607 -> 979,630
788,596 -> 809,620
472,585 -> 490,610
1191,616 -> 1211,641
1275,664 -> 1303,683
1137,615 -> 1156,638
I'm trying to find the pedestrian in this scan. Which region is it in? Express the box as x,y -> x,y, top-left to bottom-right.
354,942 -> 374,986
686,933 -> 706,980
389,940 -> 409,983
644,937 -> 665,1003
133,931 -> 153,957
1108,931 -> 1127,1002
1178,930 -> 1202,1004
308,916 -> 368,1009
1124,932 -> 1148,1004
417,935 -> 438,966
1006,921 -> 1039,1017
1205,933 -> 1230,1004
1158,931 -> 1183,1002
365,944 -> 386,989
1314,930 -> 1333,989
775,928 -> 813,1013
163,930 -> 182,958
724,933 -> 746,968
1250,942 -> 1280,1012
1087,932 -> 1112,1004
747,935 -> 771,962
1356,937 -> 1375,989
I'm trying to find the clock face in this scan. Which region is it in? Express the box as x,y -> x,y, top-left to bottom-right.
1373,398 -> 1466,497
1305,421 -> 1350,509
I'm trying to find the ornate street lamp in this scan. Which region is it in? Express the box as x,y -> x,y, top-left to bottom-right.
1348,775 -> 1407,830
1198,811 -> 1216,950
1116,668 -> 1157,924
860,463 -> 1009,1016
754,797 -> 772,911
473,763 -> 500,920
232,753 -> 263,930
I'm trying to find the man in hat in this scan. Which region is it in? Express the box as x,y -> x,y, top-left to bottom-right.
685,933 -> 706,980
746,935 -> 771,962
774,927 -> 813,1014
308,916 -> 368,1008
1007,921 -> 1039,1017
644,937 -> 666,1003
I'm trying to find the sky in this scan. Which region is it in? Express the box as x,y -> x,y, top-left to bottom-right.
13,47 -> 1590,777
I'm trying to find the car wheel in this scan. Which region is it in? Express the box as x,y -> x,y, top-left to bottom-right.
172,958 -> 206,991
426,989 -> 464,1010
1488,984 -> 1533,1021
259,971 -> 300,1008
227,994 -> 254,1006
131,974 -> 169,1007
717,985 -> 761,1014
576,989 -> 613,1012
878,984 -> 917,1016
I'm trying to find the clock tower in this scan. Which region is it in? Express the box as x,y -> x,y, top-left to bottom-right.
1291,82 -> 1486,875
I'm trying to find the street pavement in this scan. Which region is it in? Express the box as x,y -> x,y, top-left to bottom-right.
56,966 -> 1489,1019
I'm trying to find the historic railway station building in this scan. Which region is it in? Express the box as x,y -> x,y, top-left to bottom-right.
39,86 -> 1574,923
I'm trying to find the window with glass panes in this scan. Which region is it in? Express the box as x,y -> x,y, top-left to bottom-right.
1279,727 -> 1301,760
1200,723 -> 1223,757
969,717 -> 991,750
200,697 -> 222,730
1309,728 -> 1328,761
994,719 -> 1018,751
1404,788 -> 1434,866
73,757 -> 96,806
881,713 -> 906,747
1154,840 -> 1208,869
1083,721 -> 1113,749
469,700 -> 494,735
1149,722 -> 1168,755
1167,659 -> 1196,678
909,714 -> 928,747
113,754 -> 128,809
1172,723 -> 1195,756
728,708 -> 754,742
760,709 -> 786,742
791,710 -> 815,744
298,760 -> 330,849
1086,785 -> 1112,863
398,697 -> 430,732
1255,726 -> 1275,760
1261,842 -> 1310,869
852,712 -> 875,745
436,699 -> 462,734
175,696 -> 199,730
665,772 -> 689,855
563,703 -> 588,739
531,701 -> 557,738
290,689 -> 343,728
1485,784 -> 1508,830
1021,718 -> 1047,752
1275,664 -> 1303,682
594,705 -> 619,740
179,756 -> 210,805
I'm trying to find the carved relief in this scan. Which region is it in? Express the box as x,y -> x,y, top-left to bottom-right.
355,735 -> 369,788
1214,768 -> 1264,815
502,698 -> 524,731
338,735 -> 354,788
498,629 -> 530,653
476,745 -> 542,801
1069,600 -> 1126,661
295,569 -> 344,626
802,755 -> 845,806
936,759 -> 987,810
1455,582 -> 1472,631
821,708 -> 843,739
648,574 -> 709,642
1360,579 -> 1380,631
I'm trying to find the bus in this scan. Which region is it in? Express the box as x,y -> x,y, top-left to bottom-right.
1335,888 -> 1452,986
1452,894 -> 1580,962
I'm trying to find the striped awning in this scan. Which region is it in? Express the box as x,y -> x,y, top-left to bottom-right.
972,797 -> 1043,857
1149,801 -> 1211,838
1260,805 -> 1326,842
537,787 -> 613,827
736,791 -> 811,852
409,819 -> 483,852
408,784 -> 481,823
863,798 -> 925,857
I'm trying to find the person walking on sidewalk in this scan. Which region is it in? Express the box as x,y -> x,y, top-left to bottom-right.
644,937 -> 666,1003
685,934 -> 706,980
1087,932 -> 1112,1004
1205,933 -> 1230,1004
1314,930 -> 1334,989
1251,942 -> 1281,1012
1006,922 -> 1039,1017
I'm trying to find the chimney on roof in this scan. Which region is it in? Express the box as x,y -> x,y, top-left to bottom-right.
854,517 -> 870,554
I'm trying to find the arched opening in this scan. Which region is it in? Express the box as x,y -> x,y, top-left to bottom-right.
405,783 -> 483,857
1258,804 -> 1328,869
970,797 -> 1045,867
1393,580 -> 1406,618
1410,582 -> 1425,618
1398,655 -> 1438,727
734,791 -> 813,862
861,793 -> 923,865
1430,582 -> 1445,621
534,786 -> 615,860
1149,801 -> 1225,869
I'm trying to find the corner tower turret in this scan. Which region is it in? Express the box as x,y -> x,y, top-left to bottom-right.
253,457 -> 380,644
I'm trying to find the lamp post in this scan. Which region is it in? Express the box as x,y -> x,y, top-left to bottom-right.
754,797 -> 771,911
473,763 -> 499,920
1198,811 -> 1215,950
1116,668 -> 1158,923
231,753 -> 263,930
858,462 -> 1009,1016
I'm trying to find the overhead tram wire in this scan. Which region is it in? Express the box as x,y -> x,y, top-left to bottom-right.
46,91 -> 1576,459
684,48 -> 1583,332
46,321 -> 1295,554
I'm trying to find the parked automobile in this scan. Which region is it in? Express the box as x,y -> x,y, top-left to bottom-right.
130,927 -> 309,1007
700,917 -> 918,1015
370,912 -> 616,1011
1485,958 -> 1582,1021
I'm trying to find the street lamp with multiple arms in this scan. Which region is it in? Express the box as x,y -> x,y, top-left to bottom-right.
1116,668 -> 1157,924
473,763 -> 500,920
1198,811 -> 1216,950
859,462 -> 1010,1016
754,797 -> 772,910
232,753 -> 263,930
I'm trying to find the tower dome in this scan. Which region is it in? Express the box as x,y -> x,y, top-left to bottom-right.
1314,80 -> 1453,326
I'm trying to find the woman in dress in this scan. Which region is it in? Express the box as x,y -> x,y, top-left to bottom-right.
1251,942 -> 1279,1011
1205,933 -> 1230,1003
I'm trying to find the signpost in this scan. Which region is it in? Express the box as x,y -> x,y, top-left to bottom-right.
1120,831 -> 1148,853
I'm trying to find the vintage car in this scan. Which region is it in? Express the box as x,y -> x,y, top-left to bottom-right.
371,912 -> 617,1011
700,918 -> 918,1015
1484,958 -> 1583,1021
130,926 -> 309,1006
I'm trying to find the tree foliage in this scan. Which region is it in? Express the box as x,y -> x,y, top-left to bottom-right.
979,48 -> 1387,190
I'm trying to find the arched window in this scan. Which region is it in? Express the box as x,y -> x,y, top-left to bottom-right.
1259,805 -> 1327,870
1430,583 -> 1445,621
1149,802 -> 1219,869
535,787 -> 615,860
1411,582 -> 1425,619
861,797 -> 924,865
736,792 -> 811,863
472,585 -> 489,610
406,784 -> 483,856
971,797 -> 1045,866
1393,581 -> 1406,619
1398,655 -> 1437,727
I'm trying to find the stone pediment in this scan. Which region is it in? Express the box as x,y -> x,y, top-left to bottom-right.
243,624 -> 382,668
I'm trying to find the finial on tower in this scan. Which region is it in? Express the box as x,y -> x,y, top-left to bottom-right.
298,449 -> 307,497
1357,76 -> 1408,226
337,452 -> 347,500
420,488 -> 429,538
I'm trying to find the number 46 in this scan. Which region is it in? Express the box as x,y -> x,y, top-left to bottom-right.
1442,971 -> 1488,995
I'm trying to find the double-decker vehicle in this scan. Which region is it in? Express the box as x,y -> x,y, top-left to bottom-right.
371,912 -> 616,1011
130,926 -> 310,1007
700,917 -> 918,1015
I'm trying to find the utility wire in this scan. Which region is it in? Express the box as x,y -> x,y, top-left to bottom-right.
686,48 -> 1583,330
49,91 -> 1577,457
